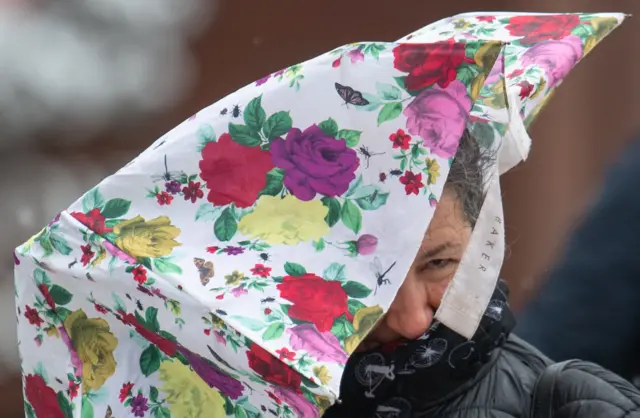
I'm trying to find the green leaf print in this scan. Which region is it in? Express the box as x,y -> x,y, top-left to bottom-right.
140,344 -> 162,377
80,399 -> 94,418
318,117 -> 339,138
323,263 -> 347,281
336,129 -> 361,148
456,64 -> 477,86
244,95 -> 267,132
82,187 -> 105,212
49,285 -> 73,305
262,111 -> 293,139
229,123 -> 262,147
348,299 -> 367,316
214,207 -> 237,242
196,123 -> 217,152
321,197 -> 341,227
360,93 -> 383,111
153,257 -> 183,274
145,307 -> 160,333
312,238 -> 326,252
195,203 -> 221,222
571,23 -> 596,39
377,102 -> 403,126
234,406 -> 248,418
57,391 -> 73,418
331,314 -> 355,340
262,322 -> 285,340
342,281 -> 372,299
258,168 -> 285,197
348,184 -> 389,211
284,262 -> 306,277
230,315 -> 266,331
149,386 -> 159,402
49,233 -> 72,255
341,199 -> 362,234
376,82 -> 402,101
33,268 -> 52,287
101,198 -> 131,219
24,402 -> 35,418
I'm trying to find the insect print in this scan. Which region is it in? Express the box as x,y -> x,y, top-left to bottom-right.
378,172 -> 387,183
231,104 -> 242,118
194,257 -> 215,286
220,108 -> 228,115
389,169 -> 403,177
151,154 -> 185,183
261,297 -> 275,303
370,256 -> 397,295
216,309 -> 227,316
258,252 -> 271,262
357,145 -> 385,168
105,406 -> 114,418
335,82 -> 370,106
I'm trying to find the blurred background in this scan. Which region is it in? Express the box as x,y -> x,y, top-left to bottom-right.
1,0 -> 637,415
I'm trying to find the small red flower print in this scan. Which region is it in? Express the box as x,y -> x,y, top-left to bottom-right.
476,16 -> 496,22
399,171 -> 424,195
119,382 -> 134,403
206,246 -> 219,253
38,283 -> 55,311
507,68 -> 525,79
389,129 -> 412,150
204,328 -> 211,335
156,191 -> 174,206
268,391 -> 282,405
505,14 -> 581,46
216,294 -> 224,300
68,381 -> 79,400
94,303 -> 109,314
80,244 -> 94,266
379,172 -> 387,183
70,208 -> 112,235
24,305 -> 43,327
276,347 -> 296,361
24,374 -> 65,418
518,81 -> 535,99
332,57 -> 341,68
132,265 -> 148,285
182,181 -> 204,203
264,308 -> 272,315
250,264 -> 272,278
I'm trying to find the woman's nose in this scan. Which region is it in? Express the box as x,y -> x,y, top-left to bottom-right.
386,290 -> 434,340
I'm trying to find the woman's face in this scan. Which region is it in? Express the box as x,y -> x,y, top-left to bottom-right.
360,188 -> 472,350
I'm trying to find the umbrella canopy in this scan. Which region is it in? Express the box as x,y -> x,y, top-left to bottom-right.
14,12 -> 624,418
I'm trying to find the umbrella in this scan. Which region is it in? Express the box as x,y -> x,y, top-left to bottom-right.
14,12 -> 624,418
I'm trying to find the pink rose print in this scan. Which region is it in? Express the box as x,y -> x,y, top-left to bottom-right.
520,35 -> 583,88
403,80 -> 471,158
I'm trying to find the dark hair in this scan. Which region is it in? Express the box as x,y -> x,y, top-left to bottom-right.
446,129 -> 493,226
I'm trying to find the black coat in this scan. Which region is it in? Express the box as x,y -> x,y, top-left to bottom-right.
415,335 -> 640,418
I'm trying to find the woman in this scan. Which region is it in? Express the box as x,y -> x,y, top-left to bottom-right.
13,11 -> 638,418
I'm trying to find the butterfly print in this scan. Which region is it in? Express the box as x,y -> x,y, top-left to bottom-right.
335,82 -> 370,106
193,257 -> 215,286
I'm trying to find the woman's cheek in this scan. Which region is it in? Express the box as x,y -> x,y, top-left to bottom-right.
427,274 -> 455,310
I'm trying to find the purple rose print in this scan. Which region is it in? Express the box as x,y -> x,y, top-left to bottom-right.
346,48 -> 364,63
178,346 -> 245,399
403,80 -> 471,159
356,234 -> 378,255
274,387 -> 319,418
130,393 -> 150,417
289,324 -> 348,364
270,125 -> 360,201
520,35 -> 583,88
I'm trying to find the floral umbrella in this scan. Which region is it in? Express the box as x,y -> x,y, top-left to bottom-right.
14,12 -> 624,418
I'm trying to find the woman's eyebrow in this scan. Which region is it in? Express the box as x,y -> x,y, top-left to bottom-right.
420,242 -> 461,259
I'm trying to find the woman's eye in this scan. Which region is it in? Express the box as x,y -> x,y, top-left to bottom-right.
425,259 -> 454,269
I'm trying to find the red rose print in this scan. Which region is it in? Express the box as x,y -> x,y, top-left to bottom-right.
389,129 -> 412,150
507,68 -> 525,79
156,191 -> 173,206
505,15 -> 580,46
70,208 -> 112,235
250,264 -> 272,277
477,16 -> 496,22
132,266 -> 148,285
182,181 -> 204,203
24,374 -> 65,418
24,305 -> 43,327
80,244 -> 94,266
199,133 -> 275,208
399,171 -> 424,195
119,312 -> 177,356
277,273 -> 350,332
120,382 -> 134,402
393,39 -> 472,91
246,343 -> 302,391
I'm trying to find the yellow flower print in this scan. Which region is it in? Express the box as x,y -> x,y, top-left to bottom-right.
238,195 -> 329,245
224,270 -> 245,286
313,365 -> 331,385
344,305 -> 384,354
315,395 -> 334,416
425,158 -> 441,185
158,358 -> 225,418
113,215 -> 181,259
63,309 -> 118,393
